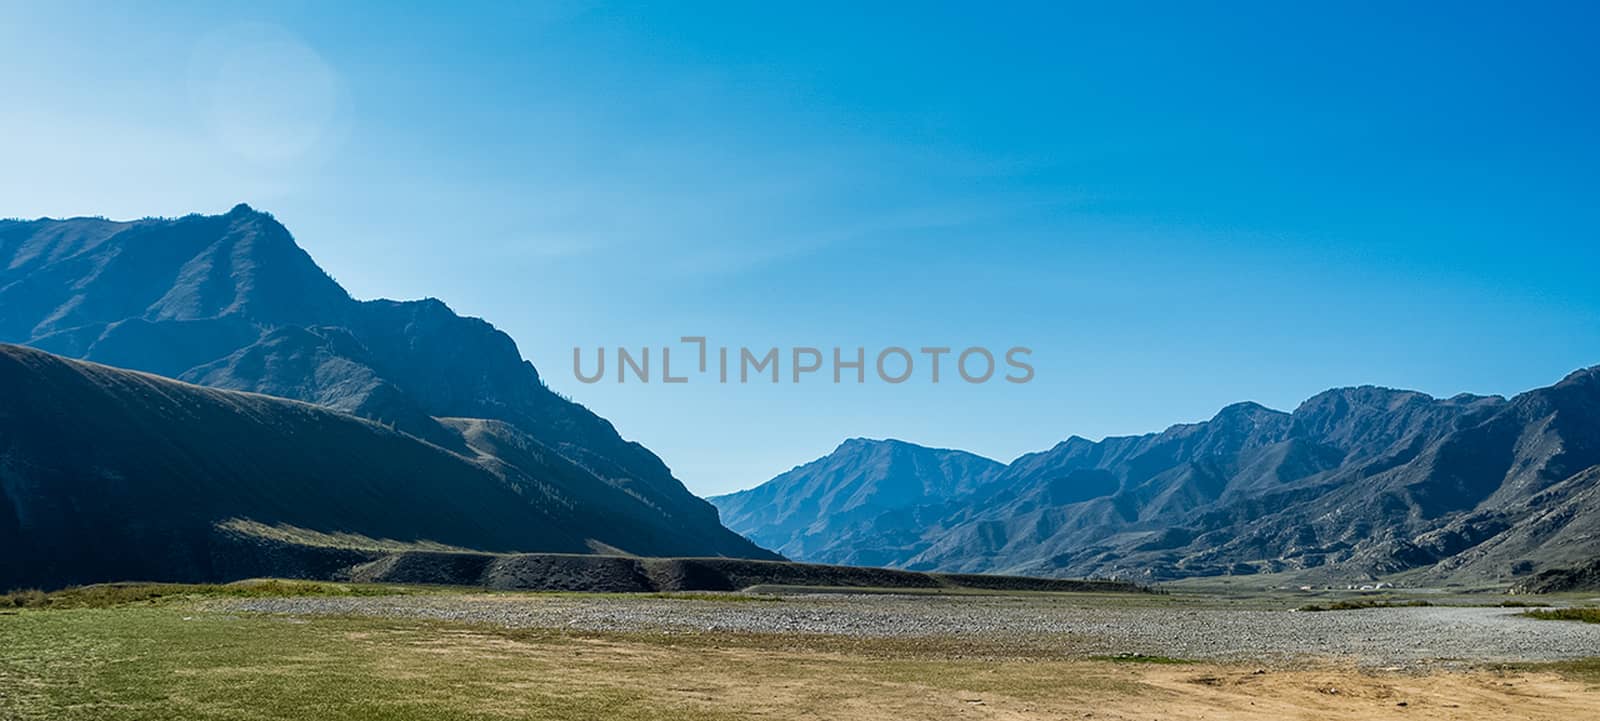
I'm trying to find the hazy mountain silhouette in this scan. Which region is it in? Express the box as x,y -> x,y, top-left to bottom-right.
0,205 -> 775,586
723,371 -> 1600,584
711,438 -> 1003,565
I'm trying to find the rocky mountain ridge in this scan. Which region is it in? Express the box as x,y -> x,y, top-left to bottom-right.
717,370 -> 1600,584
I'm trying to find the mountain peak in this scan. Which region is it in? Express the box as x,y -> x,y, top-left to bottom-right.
1557,365 -> 1600,388
222,203 -> 284,228
835,437 -> 912,452
143,206 -> 351,326
1291,386 -> 1439,429
1211,400 -> 1284,421
713,435 -> 1005,560
1299,384 -> 1433,407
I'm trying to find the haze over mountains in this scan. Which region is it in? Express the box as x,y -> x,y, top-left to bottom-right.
0,205 -> 773,589
715,371 -> 1600,585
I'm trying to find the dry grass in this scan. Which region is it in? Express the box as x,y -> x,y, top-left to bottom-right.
0,579 -> 409,609
217,518 -> 481,553
3,599 -> 1600,720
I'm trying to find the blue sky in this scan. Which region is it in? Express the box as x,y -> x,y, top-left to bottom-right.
5,2 -> 1599,495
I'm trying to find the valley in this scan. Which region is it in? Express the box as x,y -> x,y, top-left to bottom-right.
9,4 -> 1597,718
3,205 -> 1598,720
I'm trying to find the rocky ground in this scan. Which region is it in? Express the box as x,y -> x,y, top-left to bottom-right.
223,591 -> 1600,667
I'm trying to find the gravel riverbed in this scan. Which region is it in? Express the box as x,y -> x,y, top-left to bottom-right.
222,593 -> 1600,667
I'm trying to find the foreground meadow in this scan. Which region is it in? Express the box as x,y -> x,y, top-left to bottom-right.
2,582 -> 1598,720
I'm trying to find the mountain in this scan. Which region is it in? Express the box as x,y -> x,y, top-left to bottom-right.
0,344 -> 555,588
710,439 -> 1003,565
0,343 -> 1142,595
0,205 -> 775,582
725,372 -> 1600,585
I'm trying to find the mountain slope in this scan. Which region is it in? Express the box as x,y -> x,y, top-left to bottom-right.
0,206 -> 772,562
711,439 -> 1003,564
0,344 -> 589,589
729,372 -> 1600,584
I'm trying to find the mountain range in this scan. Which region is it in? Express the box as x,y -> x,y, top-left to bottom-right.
0,205 -> 773,589
6,204 -> 1597,591
715,371 -> 1600,585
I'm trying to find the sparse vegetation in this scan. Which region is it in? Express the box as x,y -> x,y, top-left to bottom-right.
1524,607 -> 1600,624
1542,658 -> 1600,684
0,580 -> 408,610
1499,657 -> 1600,685
0,589 -> 46,608
217,518 -> 480,553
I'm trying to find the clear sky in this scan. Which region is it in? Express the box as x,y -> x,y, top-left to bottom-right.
5,2 -> 1599,495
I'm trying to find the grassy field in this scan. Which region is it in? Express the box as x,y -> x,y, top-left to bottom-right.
0,600 -> 1135,721
3,583 -> 1600,720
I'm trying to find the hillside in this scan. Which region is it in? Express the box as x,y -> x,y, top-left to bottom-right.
0,344 -> 571,589
0,206 -> 773,567
726,372 -> 1600,584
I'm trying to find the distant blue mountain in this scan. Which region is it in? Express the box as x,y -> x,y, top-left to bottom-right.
711,438 -> 1003,565
720,375 -> 1600,586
